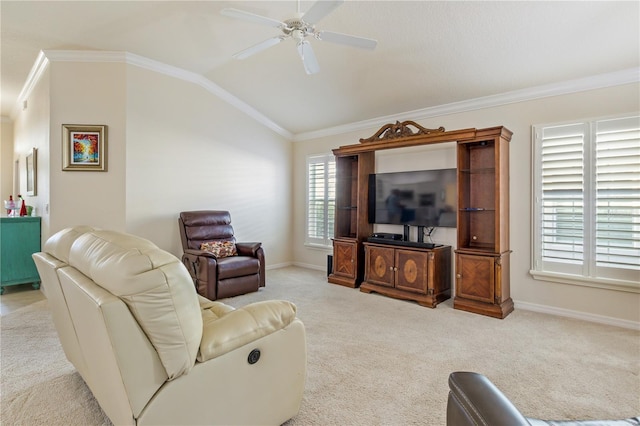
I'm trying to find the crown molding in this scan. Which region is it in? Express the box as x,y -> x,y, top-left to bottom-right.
42,49 -> 127,63
12,51 -> 50,119
292,67 -> 640,142
14,50 -> 293,139
123,52 -> 293,139
14,50 -> 638,142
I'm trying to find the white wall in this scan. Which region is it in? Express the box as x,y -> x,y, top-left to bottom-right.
293,83 -> 640,326
10,68 -> 51,236
1,117 -> 15,203
9,58 -> 293,267
48,61 -> 127,235
124,65 -> 293,263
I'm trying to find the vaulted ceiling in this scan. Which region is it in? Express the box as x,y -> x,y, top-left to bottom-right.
2,1 -> 638,137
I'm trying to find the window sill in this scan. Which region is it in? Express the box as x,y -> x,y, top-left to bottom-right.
529,270 -> 640,294
304,242 -> 333,251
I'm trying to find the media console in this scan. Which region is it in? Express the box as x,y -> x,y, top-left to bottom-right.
360,241 -> 451,308
367,237 -> 440,250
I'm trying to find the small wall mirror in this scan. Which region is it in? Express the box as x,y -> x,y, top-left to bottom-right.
26,147 -> 37,196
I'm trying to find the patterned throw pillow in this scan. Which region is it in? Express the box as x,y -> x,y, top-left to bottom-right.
200,241 -> 237,258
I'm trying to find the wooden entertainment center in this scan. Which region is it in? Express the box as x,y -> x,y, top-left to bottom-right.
327,121 -> 513,319
361,241 -> 451,308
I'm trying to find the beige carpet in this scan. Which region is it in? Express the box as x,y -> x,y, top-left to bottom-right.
1,266 -> 639,425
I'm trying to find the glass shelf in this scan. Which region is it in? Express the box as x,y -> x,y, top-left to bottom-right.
459,167 -> 495,174
459,208 -> 496,212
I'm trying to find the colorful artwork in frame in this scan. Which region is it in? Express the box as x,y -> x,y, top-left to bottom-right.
62,124 -> 107,171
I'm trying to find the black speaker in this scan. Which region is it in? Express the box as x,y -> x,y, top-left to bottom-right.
327,254 -> 333,276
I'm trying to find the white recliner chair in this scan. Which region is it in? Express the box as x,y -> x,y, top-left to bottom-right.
32,226 -> 306,425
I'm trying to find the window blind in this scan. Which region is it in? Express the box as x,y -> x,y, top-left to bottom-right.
594,117 -> 640,272
540,123 -> 585,267
307,154 -> 336,246
533,115 -> 640,289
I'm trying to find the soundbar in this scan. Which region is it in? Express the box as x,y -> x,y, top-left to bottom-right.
366,237 -> 440,249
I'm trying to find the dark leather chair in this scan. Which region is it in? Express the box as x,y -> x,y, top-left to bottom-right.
178,210 -> 265,300
447,371 -> 639,426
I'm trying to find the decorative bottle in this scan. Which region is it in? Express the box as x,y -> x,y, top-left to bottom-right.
19,195 -> 27,217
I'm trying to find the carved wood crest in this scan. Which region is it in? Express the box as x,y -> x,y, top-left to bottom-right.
360,121 -> 445,143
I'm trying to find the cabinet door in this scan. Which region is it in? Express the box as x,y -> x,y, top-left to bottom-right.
1,219 -> 41,284
455,253 -> 495,303
333,240 -> 357,279
364,245 -> 394,287
395,249 -> 429,294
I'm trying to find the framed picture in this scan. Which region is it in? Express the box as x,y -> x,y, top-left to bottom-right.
26,147 -> 37,196
62,124 -> 107,171
14,159 -> 20,197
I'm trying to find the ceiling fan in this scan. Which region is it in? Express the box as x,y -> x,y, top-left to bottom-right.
221,0 -> 377,74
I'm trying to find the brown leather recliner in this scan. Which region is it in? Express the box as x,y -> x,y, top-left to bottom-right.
178,210 -> 265,300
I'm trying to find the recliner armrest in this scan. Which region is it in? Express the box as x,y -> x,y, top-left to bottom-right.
447,372 -> 531,426
184,248 -> 218,259
197,300 -> 297,362
236,242 -> 262,257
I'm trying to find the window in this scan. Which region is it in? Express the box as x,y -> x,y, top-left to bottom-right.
306,154 -> 336,247
531,115 -> 640,292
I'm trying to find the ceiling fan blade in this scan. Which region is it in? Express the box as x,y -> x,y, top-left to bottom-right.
317,30 -> 377,50
233,36 -> 284,60
297,41 -> 320,75
221,8 -> 284,28
302,0 -> 344,25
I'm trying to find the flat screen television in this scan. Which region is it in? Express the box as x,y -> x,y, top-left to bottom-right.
368,168 -> 457,228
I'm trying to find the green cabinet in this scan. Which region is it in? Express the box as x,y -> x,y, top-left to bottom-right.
1,216 -> 41,294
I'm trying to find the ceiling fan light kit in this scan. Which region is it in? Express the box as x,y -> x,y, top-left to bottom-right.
221,0 -> 377,75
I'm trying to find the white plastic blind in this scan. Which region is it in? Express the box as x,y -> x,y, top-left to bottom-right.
307,154 -> 336,246
594,117 -> 640,272
533,115 -> 640,287
540,123 -> 585,268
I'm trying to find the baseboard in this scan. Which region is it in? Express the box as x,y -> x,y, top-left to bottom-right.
290,261 -> 325,272
266,262 -> 293,270
268,262 -> 328,272
267,262 -> 325,272
515,301 -> 640,331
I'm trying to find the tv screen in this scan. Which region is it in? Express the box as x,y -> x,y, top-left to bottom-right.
368,169 -> 457,228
